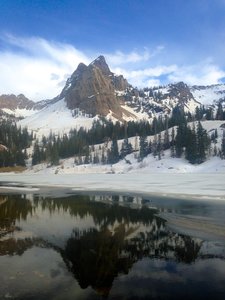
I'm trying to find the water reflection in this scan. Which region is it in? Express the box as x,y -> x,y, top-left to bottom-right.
0,193 -> 225,299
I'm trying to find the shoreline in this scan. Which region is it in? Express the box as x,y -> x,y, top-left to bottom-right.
0,172 -> 225,202
1,174 -> 225,242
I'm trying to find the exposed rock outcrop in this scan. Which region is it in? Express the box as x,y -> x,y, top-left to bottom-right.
59,56 -> 129,119
0,94 -> 34,110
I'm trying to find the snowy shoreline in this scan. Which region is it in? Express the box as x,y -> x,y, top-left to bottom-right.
0,172 -> 224,202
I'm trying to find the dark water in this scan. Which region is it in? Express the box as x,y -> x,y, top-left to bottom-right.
0,192 -> 225,300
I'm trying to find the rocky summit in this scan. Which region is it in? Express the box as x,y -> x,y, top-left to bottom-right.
0,55 -> 225,125
58,55 -> 130,120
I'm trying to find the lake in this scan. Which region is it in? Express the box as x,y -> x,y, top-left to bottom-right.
0,191 -> 225,299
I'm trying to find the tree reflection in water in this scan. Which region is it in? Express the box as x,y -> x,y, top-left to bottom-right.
0,193 -> 224,299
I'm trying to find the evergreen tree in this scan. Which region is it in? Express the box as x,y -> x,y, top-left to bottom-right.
195,106 -> 204,121
157,133 -> 162,160
50,144 -> 59,166
163,124 -> 170,150
32,142 -> 42,165
213,144 -> 218,157
221,129 -> 225,159
196,121 -> 210,164
175,121 -> 187,158
0,148 -> 8,167
139,135 -> 149,160
216,102 -> 224,120
152,134 -> 157,157
206,107 -> 214,120
120,138 -> 133,159
83,146 -> 90,164
170,127 -> 176,158
101,148 -> 106,164
93,152 -> 100,164
185,124 -> 198,164
107,138 -> 119,164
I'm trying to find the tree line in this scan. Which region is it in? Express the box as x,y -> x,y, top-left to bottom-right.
0,102 -> 224,168
31,105 -> 225,167
0,121 -> 33,168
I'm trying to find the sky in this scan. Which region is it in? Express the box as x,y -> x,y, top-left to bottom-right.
0,0 -> 225,101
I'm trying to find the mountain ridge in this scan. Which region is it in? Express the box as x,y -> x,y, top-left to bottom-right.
0,55 -> 225,125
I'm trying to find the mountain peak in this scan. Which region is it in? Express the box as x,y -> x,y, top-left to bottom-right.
91,55 -> 112,76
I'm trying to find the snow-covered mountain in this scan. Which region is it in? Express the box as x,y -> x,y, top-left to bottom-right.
0,94 -> 52,119
1,56 -> 225,136
191,84 -> 225,105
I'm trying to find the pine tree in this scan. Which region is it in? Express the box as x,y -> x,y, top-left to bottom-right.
50,144 -> 59,166
152,134 -> 157,157
163,126 -> 170,150
185,124 -> 198,164
108,138 -> 119,164
101,148 -> 106,164
196,121 -> 210,164
221,129 -> 225,159
93,152 -> 100,164
120,138 -> 133,159
83,146 -> 90,164
139,135 -> 148,160
213,144 -> 218,156
206,107 -> 213,120
175,121 -> 187,158
170,127 -> 176,158
157,132 -> 162,160
216,102 -> 224,120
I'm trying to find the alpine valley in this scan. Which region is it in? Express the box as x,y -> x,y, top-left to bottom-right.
0,56 -> 225,174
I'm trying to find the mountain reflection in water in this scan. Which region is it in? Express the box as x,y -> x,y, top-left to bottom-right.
0,193 -> 225,300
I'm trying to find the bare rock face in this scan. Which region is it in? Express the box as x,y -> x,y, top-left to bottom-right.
59,56 -> 129,119
0,94 -> 35,110
167,82 -> 195,104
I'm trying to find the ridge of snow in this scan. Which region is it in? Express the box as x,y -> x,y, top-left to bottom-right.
2,107 -> 39,118
191,84 -> 225,105
19,98 -> 97,137
23,120 -> 225,176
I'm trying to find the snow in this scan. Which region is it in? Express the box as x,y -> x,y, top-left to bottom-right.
191,84 -> 225,105
23,146 -> 225,176
2,107 -> 38,118
120,104 -> 150,121
2,117 -> 224,201
0,170 -> 224,201
115,90 -> 126,96
200,120 -> 225,132
183,98 -> 200,114
1,147 -> 225,201
18,98 -> 97,137
0,186 -> 39,192
4,118 -> 224,201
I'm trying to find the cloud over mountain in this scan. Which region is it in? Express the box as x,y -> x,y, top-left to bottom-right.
0,34 -> 225,100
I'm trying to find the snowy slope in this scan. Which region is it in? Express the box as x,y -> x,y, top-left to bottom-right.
191,84 -> 225,105
23,120 -> 225,175
18,98 -> 151,137
2,107 -> 39,118
19,98 -> 98,137
25,150 -> 225,176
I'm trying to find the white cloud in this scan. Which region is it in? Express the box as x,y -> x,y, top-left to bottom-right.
105,46 -> 164,66
0,34 -> 91,100
111,58 -> 225,88
112,65 -> 178,87
168,61 -> 225,86
0,34 -> 224,101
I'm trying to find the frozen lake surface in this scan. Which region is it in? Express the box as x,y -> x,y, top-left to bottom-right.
0,172 -> 224,201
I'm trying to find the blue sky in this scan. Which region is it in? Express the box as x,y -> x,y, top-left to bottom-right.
0,0 -> 225,100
